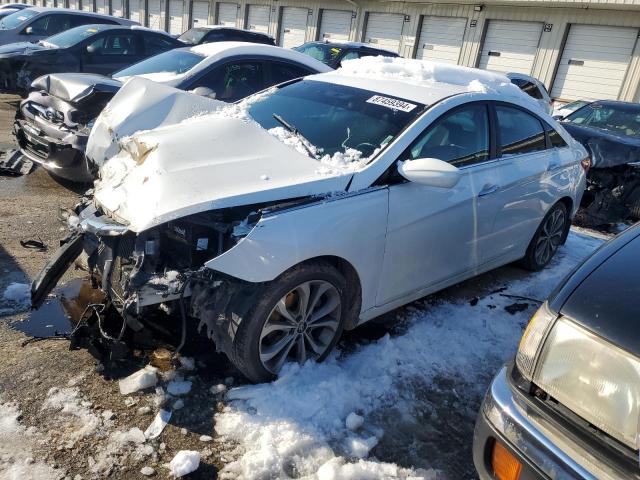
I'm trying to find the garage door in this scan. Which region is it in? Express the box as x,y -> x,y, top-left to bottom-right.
478,20 -> 543,74
95,0 -> 106,14
246,4 -> 269,34
129,0 -> 140,23
68,0 -> 78,9
81,0 -> 92,11
318,9 -> 352,41
415,16 -> 466,64
217,2 -> 237,26
363,12 -> 405,54
192,1 -> 209,27
112,0 -> 123,17
169,0 -> 183,34
148,0 -> 163,30
551,24 -> 638,101
279,7 -> 307,48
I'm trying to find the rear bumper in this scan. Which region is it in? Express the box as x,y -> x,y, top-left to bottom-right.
473,365 -> 632,480
14,113 -> 91,183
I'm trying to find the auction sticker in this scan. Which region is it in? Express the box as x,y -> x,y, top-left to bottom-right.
366,95 -> 417,112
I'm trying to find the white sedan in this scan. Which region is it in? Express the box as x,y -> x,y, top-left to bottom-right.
33,57 -> 589,383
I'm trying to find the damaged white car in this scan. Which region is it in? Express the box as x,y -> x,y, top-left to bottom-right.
32,57 -> 589,383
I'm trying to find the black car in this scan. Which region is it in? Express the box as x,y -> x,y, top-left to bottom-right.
0,23 -> 181,94
561,100 -> 640,225
473,222 -> 640,480
293,40 -> 399,69
178,26 -> 275,46
14,42 -> 330,182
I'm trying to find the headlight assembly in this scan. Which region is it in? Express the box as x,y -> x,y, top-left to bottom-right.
533,318 -> 640,450
516,302 -> 557,381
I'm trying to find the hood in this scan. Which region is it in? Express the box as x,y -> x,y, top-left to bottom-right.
31,73 -> 121,103
0,41 -> 50,57
89,78 -> 351,233
562,122 -> 640,169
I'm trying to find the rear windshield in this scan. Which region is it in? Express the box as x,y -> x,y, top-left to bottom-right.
113,48 -> 204,79
45,25 -> 111,48
178,27 -> 208,45
0,7 -> 37,29
566,103 -> 640,138
248,79 -> 423,160
293,43 -> 342,66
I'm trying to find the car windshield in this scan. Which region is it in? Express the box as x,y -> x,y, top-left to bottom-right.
565,103 -> 640,138
562,100 -> 588,113
113,49 -> 205,79
178,28 -> 208,45
247,79 -> 424,160
44,25 -> 110,48
293,43 -> 342,65
0,8 -> 36,29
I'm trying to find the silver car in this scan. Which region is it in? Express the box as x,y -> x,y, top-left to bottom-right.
0,7 -> 136,46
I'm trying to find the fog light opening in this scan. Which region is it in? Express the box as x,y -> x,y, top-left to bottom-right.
491,440 -> 522,480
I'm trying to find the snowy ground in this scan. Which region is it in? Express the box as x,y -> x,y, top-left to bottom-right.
0,225 -> 605,479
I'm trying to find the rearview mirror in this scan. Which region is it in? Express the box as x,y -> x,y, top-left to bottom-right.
24,26 -> 33,35
398,158 -> 461,188
552,114 -> 564,120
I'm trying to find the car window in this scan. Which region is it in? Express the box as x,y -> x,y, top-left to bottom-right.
28,13 -> 72,35
43,24 -> 111,48
191,61 -> 264,102
87,32 -> 138,56
404,103 -> 490,167
178,27 -> 208,45
496,105 -> 546,156
0,8 -> 37,29
113,49 -> 204,79
546,125 -> 568,148
565,103 -> 640,138
510,78 -> 543,100
269,62 -> 311,85
293,43 -> 341,65
341,51 -> 360,61
143,33 -> 176,55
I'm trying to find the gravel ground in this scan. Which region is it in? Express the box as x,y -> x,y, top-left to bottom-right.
0,93 -> 612,480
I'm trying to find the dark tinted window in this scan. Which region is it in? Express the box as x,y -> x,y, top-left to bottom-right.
269,62 -> 311,85
0,8 -> 37,29
191,61 -> 264,102
293,42 -> 341,65
404,103 -> 489,167
71,15 -> 118,27
28,13 -> 72,35
113,48 -> 203,78
510,78 -> 543,100
143,33 -> 177,55
565,102 -> 640,138
178,27 -> 208,44
87,32 -> 138,55
546,125 -> 568,148
496,105 -> 546,156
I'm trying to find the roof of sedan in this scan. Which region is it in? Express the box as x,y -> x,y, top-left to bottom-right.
306,56 -> 532,106
306,40 -> 397,54
19,6 -> 135,19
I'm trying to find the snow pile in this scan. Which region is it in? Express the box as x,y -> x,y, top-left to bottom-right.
214,230 -> 603,479
0,400 -> 61,480
338,56 -> 525,99
119,366 -> 158,395
169,450 -> 200,477
42,387 -> 103,441
1,282 -> 30,313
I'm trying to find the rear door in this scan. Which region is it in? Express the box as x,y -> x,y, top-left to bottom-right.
318,9 -> 352,41
363,12 -> 404,54
278,6 -> 308,48
478,20 -> 543,74
415,15 -> 466,64
168,0 -> 184,34
81,30 -> 143,74
246,4 -> 270,34
216,2 -> 237,26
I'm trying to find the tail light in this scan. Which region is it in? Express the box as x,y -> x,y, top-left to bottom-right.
580,155 -> 592,171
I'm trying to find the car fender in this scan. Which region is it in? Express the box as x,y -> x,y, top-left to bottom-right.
205,187 -> 389,315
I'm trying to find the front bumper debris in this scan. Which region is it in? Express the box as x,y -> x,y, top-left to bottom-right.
473,365 -> 636,480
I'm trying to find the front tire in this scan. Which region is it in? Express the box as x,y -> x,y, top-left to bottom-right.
519,202 -> 568,271
231,262 -> 347,383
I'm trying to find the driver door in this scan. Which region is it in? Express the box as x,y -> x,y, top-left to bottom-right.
376,102 -> 500,306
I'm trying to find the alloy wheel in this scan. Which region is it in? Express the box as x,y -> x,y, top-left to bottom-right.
259,280 -> 341,374
534,208 -> 566,266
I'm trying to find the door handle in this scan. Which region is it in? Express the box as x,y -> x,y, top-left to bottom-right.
478,184 -> 499,197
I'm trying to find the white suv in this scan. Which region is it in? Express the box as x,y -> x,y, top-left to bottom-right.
33,58 -> 589,382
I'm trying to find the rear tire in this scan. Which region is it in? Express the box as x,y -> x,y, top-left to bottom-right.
231,262 -> 347,383
519,202 -> 568,272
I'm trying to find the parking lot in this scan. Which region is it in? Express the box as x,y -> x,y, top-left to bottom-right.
0,89 -> 611,479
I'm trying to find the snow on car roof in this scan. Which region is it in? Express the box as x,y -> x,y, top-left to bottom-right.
308,56 -> 531,106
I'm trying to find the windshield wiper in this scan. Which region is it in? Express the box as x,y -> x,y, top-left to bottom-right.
272,113 -> 318,159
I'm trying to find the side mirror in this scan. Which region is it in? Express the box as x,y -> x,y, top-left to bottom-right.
398,158 -> 461,188
24,26 -> 33,35
191,86 -> 216,98
552,114 -> 564,120
86,44 -> 96,54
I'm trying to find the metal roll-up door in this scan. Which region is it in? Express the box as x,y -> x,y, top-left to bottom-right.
112,0 -> 123,16
363,12 -> 404,54
169,0 -> 183,34
318,9 -> 352,42
551,24 -> 639,102
416,16 -> 466,64
192,1 -> 209,27
68,0 -> 78,9
95,0 -> 107,14
216,2 -> 237,26
129,0 -> 140,22
148,0 -> 163,29
479,20 -> 542,74
278,7 -> 308,48
81,0 -> 92,11
246,4 -> 269,34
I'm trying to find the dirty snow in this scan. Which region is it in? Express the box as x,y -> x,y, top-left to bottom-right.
169,450 -> 200,477
118,365 -> 158,395
42,387 -> 103,441
213,230 -> 603,479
